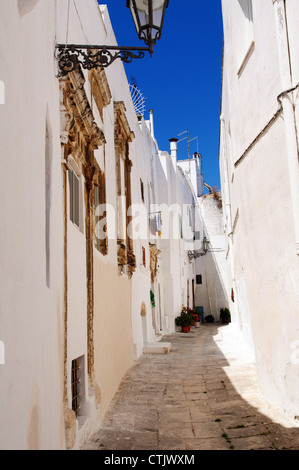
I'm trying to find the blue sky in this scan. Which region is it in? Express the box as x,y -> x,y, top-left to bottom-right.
99,1 -> 223,189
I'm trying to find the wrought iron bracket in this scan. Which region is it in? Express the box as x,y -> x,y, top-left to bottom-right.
188,250 -> 208,262
55,44 -> 151,77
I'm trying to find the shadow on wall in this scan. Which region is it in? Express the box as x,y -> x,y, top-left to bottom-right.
18,0 -> 40,16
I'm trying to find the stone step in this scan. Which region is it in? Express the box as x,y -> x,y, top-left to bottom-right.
143,342 -> 171,354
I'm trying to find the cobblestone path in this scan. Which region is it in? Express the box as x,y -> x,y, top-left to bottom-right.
83,324 -> 299,450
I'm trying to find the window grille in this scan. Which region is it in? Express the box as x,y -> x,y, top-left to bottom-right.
71,358 -> 81,416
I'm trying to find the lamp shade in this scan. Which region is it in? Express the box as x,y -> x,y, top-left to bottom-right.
127,0 -> 169,53
202,237 -> 210,253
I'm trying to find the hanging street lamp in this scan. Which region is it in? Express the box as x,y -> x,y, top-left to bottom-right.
188,237 -> 210,262
127,0 -> 169,56
56,0 -> 169,77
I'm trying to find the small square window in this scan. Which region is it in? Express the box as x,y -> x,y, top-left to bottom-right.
194,231 -> 200,241
196,275 -> 202,285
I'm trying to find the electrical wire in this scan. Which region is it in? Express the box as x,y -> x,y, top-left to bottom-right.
73,0 -> 90,44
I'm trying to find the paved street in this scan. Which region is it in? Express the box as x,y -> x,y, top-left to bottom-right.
83,324 -> 299,451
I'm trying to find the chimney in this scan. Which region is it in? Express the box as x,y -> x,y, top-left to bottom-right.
169,138 -> 178,160
169,138 -> 178,172
149,109 -> 154,138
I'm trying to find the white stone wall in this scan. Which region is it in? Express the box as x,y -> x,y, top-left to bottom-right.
0,0 -> 64,449
220,0 -> 299,422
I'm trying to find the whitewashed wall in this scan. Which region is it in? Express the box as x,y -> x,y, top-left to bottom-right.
0,0 -> 64,449
220,0 -> 299,423
0,0 -> 233,450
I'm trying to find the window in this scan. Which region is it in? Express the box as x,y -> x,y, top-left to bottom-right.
236,0 -> 254,74
71,356 -> 85,417
114,101 -> 136,277
140,179 -> 144,203
188,206 -> 192,226
142,246 -> 146,267
178,214 -> 183,239
196,275 -> 202,285
94,185 -> 100,251
69,169 -> 80,228
93,170 -> 108,256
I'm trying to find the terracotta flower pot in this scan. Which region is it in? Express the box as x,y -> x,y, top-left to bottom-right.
181,325 -> 191,333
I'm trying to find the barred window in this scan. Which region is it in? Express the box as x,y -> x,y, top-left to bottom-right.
71,355 -> 85,417
236,0 -> 254,73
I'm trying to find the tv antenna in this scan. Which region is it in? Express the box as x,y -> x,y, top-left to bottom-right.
129,77 -> 147,118
177,129 -> 199,171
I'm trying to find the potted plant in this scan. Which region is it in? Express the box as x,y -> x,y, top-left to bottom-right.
175,315 -> 183,332
192,313 -> 201,328
220,308 -> 231,324
150,290 -> 155,308
189,308 -> 196,326
205,314 -> 214,323
180,310 -> 194,333
175,308 -> 194,333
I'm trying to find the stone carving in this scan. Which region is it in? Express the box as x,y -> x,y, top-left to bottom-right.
149,243 -> 161,283
59,66 -> 108,447
114,102 -> 136,277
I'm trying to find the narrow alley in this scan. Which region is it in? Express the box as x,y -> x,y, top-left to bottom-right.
82,324 -> 299,451
1,1 -> 299,451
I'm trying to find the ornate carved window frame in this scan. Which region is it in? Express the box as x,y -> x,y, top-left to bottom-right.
114,101 -> 136,278
89,68 -> 112,122
59,66 -> 108,445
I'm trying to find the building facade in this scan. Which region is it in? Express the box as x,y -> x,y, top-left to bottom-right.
219,0 -> 299,422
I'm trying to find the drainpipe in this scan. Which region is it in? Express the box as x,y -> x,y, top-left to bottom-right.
273,0 -> 299,255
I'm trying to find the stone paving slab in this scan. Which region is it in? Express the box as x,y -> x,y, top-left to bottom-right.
82,324 -> 299,451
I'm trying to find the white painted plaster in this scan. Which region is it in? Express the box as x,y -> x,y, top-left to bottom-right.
220,0 -> 299,423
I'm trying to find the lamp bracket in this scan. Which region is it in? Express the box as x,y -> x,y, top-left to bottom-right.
188,250 -> 209,262
55,44 -> 151,77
